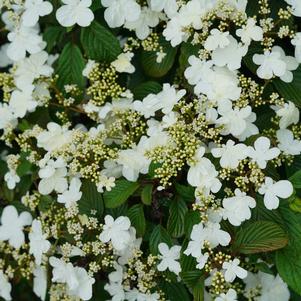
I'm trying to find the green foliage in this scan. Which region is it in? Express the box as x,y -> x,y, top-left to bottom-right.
233,221 -> 288,254
167,197 -> 188,238
149,225 -> 172,254
56,42 -> 85,89
104,179 -> 140,208
276,206 -> 301,294
81,21 -> 122,62
78,180 -> 104,217
141,184 -> 153,205
127,204 -> 146,236
132,81 -> 162,99
140,38 -> 177,77
43,26 -> 65,52
273,67 -> 301,107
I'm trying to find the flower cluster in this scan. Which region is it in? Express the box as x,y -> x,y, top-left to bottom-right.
0,0 -> 301,300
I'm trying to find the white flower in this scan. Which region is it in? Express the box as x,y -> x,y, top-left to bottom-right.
150,0 -> 178,18
215,288 -> 237,301
82,59 -> 96,77
117,147 -> 150,182
253,46 -> 298,82
274,101 -> 299,129
184,222 -> 230,260
185,57 -> 241,103
111,52 -> 135,73
56,0 -> 94,27
163,15 -> 189,47
117,228 -> 142,265
133,84 -> 186,118
0,206 -> 32,249
0,44 -> 12,68
14,51 -> 53,89
0,103 -> 16,130
247,136 -> 280,169
258,272 -> 290,301
211,36 -> 248,70
9,88 -> 37,118
29,219 -> 51,265
211,140 -> 248,169
204,29 -> 230,51
33,266 -> 47,301
125,7 -> 161,40
58,177 -> 82,208
7,26 -> 45,61
276,128 -> 301,155
222,259 -> 247,282
258,177 -> 293,210
99,215 -> 131,251
68,266 -> 95,300
36,122 -> 72,152
236,18 -> 263,45
291,32 -> 301,62
216,101 -> 254,137
205,222 -> 232,248
101,0 -> 141,28
22,0 -> 53,27
38,157 -> 68,195
4,170 -> 20,190
50,257 -> 95,300
157,243 -> 181,275
104,264 -> 125,301
0,271 -> 11,301
222,189 -> 256,226
285,0 -> 301,17
187,147 -> 221,195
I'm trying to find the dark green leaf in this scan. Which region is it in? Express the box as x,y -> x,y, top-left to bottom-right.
184,211 -> 201,238
141,184 -> 153,205
273,66 -> 301,107
127,204 -> 146,236
233,221 -> 288,254
56,42 -> 85,89
149,225 -> 172,254
132,81 -> 162,99
78,180 -> 104,217
167,197 -> 188,238
290,170 -> 301,189
43,26 -> 65,52
162,282 -> 191,301
140,37 -> 177,78
104,179 -> 139,208
81,21 -> 121,62
175,183 -> 195,203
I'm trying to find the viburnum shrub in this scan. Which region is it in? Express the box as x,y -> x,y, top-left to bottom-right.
1,0 -> 301,300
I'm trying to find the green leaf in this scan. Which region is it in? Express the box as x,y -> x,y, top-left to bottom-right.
80,21 -> 121,62
289,196 -> 301,213
174,183 -> 195,203
162,282 -> 191,301
38,195 -> 53,212
141,184 -> 153,205
178,42 -> 200,73
233,221 -> 288,254
43,26 -> 65,52
78,180 -> 104,217
181,271 -> 204,301
127,204 -> 146,236
140,37 -> 177,78
289,170 -> 301,189
184,211 -> 201,238
132,81 -> 162,99
273,66 -> 301,107
56,42 -> 85,89
149,225 -> 172,254
167,197 -> 188,238
104,179 -> 139,208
